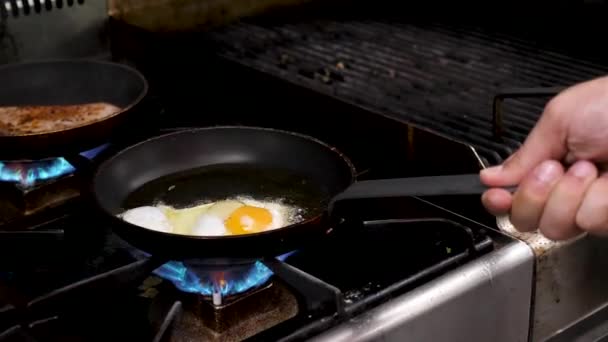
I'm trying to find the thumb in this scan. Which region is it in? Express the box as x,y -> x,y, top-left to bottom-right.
481,111 -> 567,187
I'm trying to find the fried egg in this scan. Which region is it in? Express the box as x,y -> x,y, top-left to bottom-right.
119,196 -> 303,237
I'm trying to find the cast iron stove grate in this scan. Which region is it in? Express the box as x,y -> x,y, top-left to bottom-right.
200,12 -> 608,164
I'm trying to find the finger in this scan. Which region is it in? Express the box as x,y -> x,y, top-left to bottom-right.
481,101 -> 568,187
481,188 -> 512,216
576,173 -> 608,236
538,161 -> 597,240
510,160 -> 564,232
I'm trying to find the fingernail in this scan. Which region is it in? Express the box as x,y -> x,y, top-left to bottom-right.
481,164 -> 503,176
569,161 -> 595,179
533,161 -> 562,183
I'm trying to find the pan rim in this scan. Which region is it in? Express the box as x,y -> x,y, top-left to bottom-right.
0,58 -> 149,137
94,125 -> 358,241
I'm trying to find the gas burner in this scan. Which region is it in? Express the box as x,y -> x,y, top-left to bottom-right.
154,252 -> 294,305
0,144 -> 108,189
143,275 -> 298,342
0,158 -> 75,188
175,281 -> 298,341
0,144 -> 109,224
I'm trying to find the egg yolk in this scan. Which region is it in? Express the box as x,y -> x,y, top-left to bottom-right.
225,205 -> 273,235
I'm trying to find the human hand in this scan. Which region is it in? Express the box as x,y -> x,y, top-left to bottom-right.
480,76 -> 608,240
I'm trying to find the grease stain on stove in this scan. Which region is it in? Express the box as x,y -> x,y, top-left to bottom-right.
140,276 -> 164,289
138,276 -> 163,298
313,67 -> 344,84
537,253 -> 563,305
142,287 -> 160,299
481,262 -> 495,285
406,125 -> 416,160
344,281 -> 381,305
277,53 -> 294,68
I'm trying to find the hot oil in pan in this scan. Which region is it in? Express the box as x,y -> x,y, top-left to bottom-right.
124,164 -> 329,221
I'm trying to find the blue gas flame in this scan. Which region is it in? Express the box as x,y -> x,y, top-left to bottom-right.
0,158 -> 75,186
153,252 -> 295,296
81,143 -> 110,159
0,144 -> 109,186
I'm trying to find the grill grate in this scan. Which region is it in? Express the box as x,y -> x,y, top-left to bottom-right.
203,18 -> 608,163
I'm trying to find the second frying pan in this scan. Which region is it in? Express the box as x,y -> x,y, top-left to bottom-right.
0,59 -> 148,160
93,126 -> 509,263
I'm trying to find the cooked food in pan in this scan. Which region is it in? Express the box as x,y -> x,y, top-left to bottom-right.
0,102 -> 121,135
119,196 -> 305,236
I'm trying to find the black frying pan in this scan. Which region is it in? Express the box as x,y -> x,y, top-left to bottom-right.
0,59 -> 148,160
93,126 -> 507,264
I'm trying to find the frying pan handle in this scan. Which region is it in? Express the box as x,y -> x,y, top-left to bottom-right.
328,173 -> 516,215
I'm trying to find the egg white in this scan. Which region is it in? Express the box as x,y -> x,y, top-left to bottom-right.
121,206 -> 173,233
159,203 -> 213,235
192,215 -> 228,236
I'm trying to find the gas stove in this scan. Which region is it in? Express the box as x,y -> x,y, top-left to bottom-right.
0,86 -> 533,342
4,1 -> 608,341
0,77 -> 533,341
